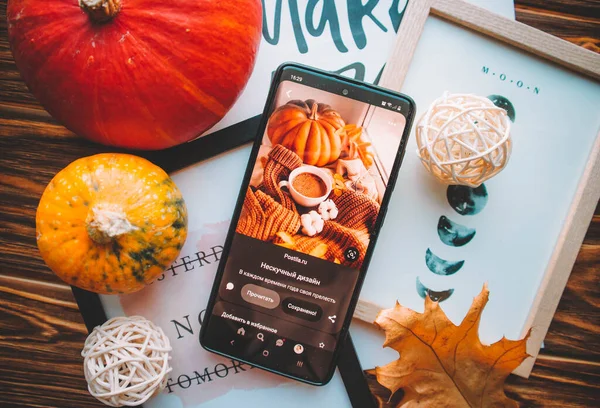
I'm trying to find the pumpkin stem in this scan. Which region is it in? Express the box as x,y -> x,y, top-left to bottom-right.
80,0 -> 121,23
308,102 -> 319,120
86,204 -> 138,244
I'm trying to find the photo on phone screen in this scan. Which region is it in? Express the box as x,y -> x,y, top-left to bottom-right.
201,64 -> 414,385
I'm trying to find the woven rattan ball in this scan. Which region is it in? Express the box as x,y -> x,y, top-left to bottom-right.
82,316 -> 172,407
416,93 -> 512,187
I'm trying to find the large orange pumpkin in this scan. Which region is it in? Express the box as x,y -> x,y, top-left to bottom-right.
267,99 -> 345,166
36,154 -> 187,294
7,0 -> 262,149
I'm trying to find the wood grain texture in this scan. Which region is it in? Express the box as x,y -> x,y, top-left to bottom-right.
0,1 -> 598,407
514,5 -> 600,53
366,354 -> 600,407
379,0 -> 432,90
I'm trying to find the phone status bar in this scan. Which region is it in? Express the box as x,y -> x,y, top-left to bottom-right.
280,67 -> 411,115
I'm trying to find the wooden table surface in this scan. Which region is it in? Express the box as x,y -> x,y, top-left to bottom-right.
1,1 -> 598,407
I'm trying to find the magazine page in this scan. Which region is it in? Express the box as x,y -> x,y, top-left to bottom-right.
203,0 -> 515,135
99,1 -> 516,406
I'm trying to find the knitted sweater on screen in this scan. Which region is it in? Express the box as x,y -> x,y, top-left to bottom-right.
290,189 -> 378,268
236,145 -> 302,241
236,144 -> 380,268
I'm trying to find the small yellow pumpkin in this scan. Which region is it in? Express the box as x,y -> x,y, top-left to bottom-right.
36,153 -> 187,294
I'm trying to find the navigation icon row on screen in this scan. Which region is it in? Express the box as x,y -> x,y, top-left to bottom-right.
235,326 -> 307,355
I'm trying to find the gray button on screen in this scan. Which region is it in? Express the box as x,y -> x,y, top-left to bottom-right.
241,283 -> 281,309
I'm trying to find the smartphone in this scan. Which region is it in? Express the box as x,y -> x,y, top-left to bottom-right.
200,63 -> 415,385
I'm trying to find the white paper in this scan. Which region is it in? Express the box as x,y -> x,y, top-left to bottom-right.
99,1 -> 519,406
202,0 -> 515,137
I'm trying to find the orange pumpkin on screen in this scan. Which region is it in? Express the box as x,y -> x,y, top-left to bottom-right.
267,99 -> 345,166
36,153 -> 187,294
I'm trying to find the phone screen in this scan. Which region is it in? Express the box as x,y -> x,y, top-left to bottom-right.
201,65 -> 414,385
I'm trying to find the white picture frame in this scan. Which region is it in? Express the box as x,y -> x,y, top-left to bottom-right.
351,0 -> 600,378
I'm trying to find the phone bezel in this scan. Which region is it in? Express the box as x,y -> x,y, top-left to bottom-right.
200,62 -> 416,386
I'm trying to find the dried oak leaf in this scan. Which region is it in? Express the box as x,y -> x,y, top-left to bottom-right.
374,284 -> 530,408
